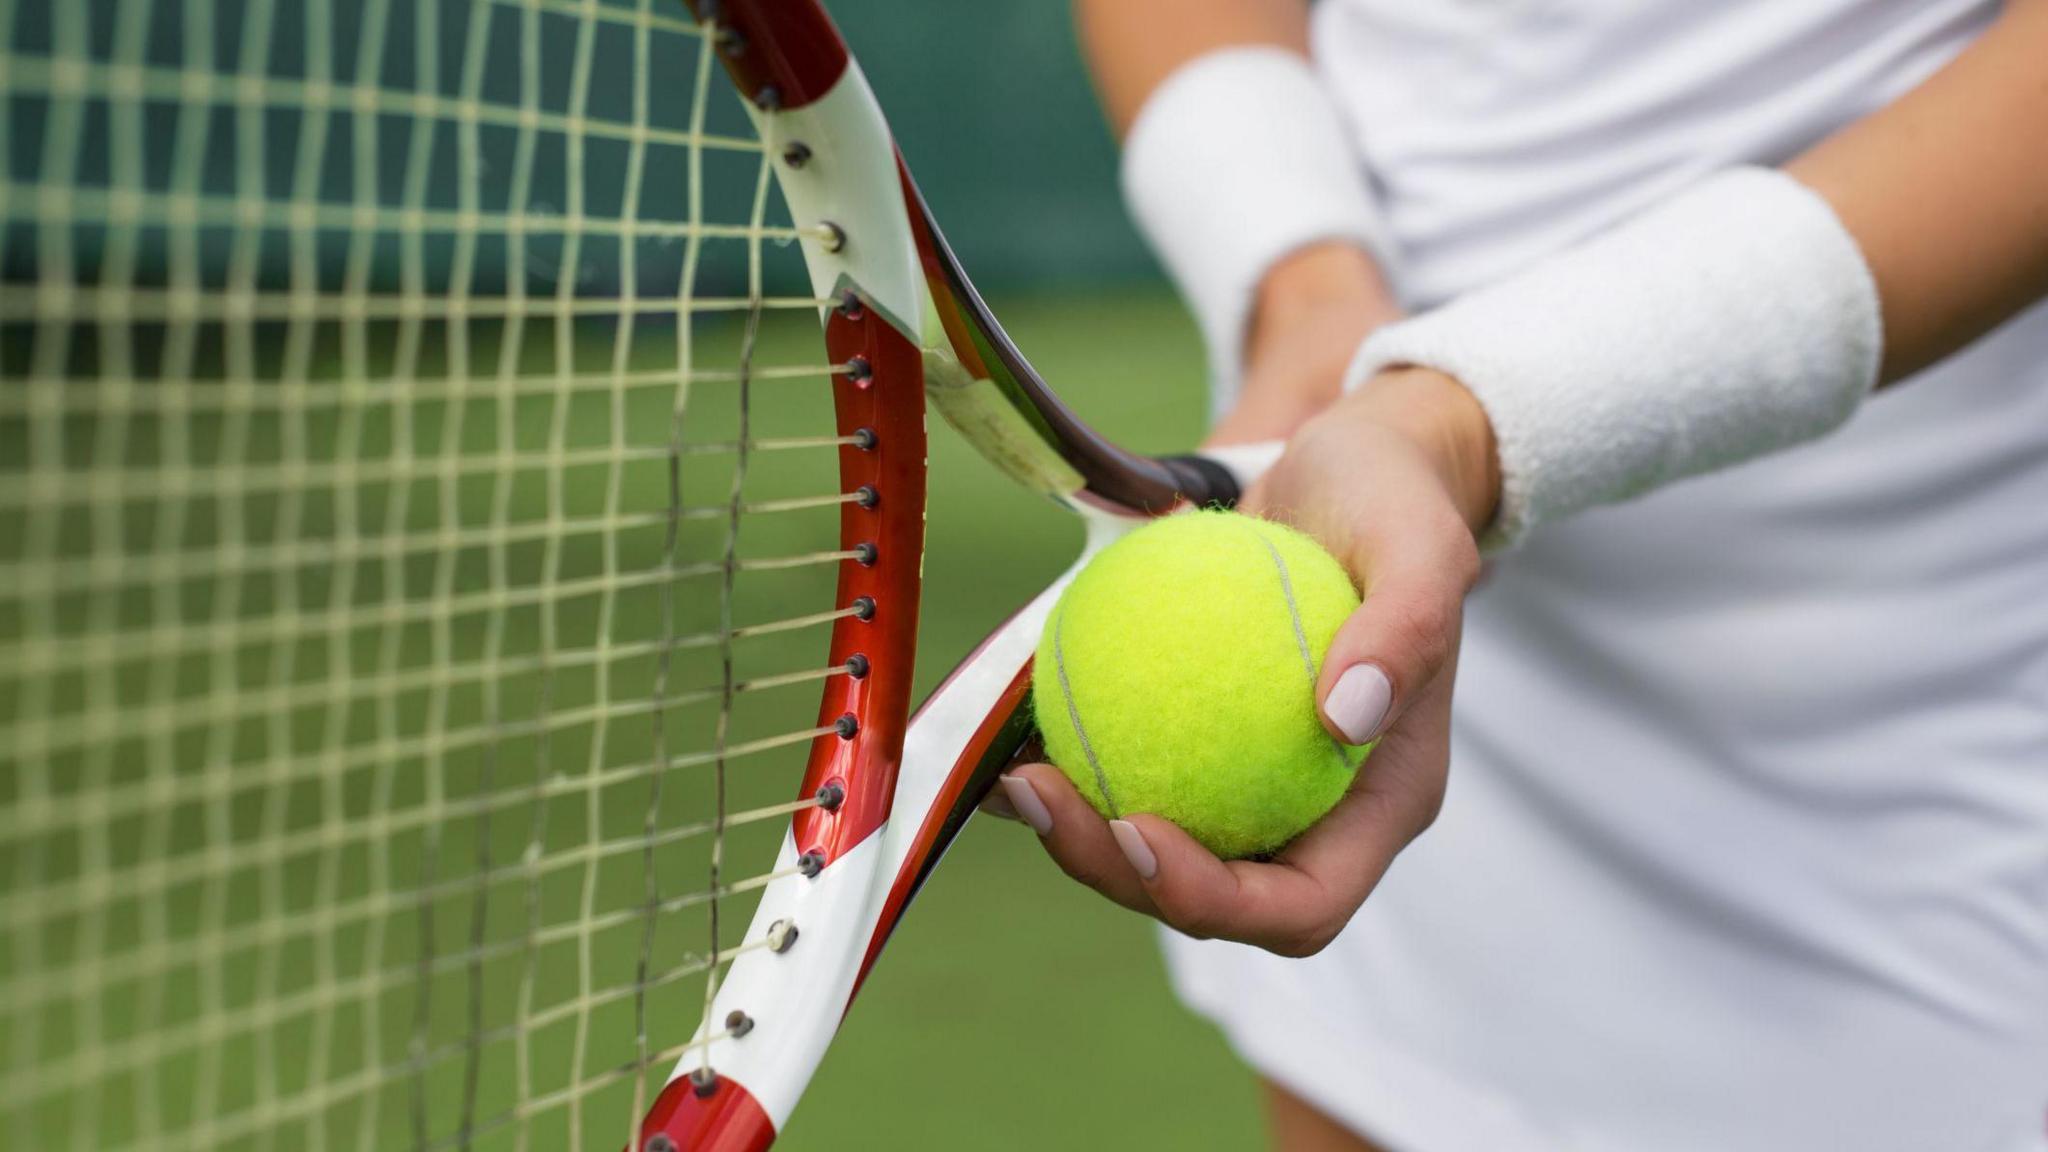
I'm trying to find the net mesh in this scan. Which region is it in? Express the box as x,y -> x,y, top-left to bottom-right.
0,1 -> 855,1147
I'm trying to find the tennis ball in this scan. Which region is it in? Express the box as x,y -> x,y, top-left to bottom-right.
1033,510 -> 1369,859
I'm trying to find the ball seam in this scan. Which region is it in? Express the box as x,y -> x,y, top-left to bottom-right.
1252,528 -> 1353,770
1052,603 -> 1122,818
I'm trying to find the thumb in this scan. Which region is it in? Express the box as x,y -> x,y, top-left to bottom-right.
1316,546 -> 1471,745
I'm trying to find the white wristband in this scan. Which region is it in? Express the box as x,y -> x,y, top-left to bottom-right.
1345,167 -> 1883,549
1121,47 -> 1397,415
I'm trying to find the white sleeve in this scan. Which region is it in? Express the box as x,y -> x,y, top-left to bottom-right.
1121,47 -> 1397,417
1345,167 -> 1883,550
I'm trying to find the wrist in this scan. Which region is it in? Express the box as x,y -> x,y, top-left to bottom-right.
1253,242 -> 1398,325
1210,243 -> 1403,447
1246,242 -> 1399,366
1350,368 -> 1501,537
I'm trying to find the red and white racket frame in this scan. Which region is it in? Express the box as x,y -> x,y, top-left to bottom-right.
640,5 -> 1278,1148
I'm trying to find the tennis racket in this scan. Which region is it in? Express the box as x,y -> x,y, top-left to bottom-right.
0,1 -> 1277,1149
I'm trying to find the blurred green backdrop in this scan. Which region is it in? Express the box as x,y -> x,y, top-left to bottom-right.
831,0 -> 1161,290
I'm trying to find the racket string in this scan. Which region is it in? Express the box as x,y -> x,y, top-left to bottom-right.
0,286 -> 844,323
1,0 -> 858,1147
0,658 -> 866,945
0,361 -> 847,416
7,618 -> 868,776
0,483 -> 871,633
0,794 -> 826,1116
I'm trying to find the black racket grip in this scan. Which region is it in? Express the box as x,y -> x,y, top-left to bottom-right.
1156,453 -> 1245,510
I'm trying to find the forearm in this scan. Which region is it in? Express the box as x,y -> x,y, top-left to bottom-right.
1789,0 -> 2048,383
1075,0 -> 1310,136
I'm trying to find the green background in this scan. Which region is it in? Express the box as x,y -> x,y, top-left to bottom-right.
831,0 -> 1160,290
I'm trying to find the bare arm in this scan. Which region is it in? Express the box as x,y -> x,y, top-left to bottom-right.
1791,0 -> 2048,383
1075,0 -> 1311,135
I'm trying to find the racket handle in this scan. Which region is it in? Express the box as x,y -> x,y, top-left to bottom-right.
1163,440 -> 1283,508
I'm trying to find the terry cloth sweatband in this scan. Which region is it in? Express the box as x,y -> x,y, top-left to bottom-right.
1121,47 -> 1398,416
1345,167 -> 1883,550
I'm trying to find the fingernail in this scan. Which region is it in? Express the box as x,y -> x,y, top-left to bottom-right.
1324,663 -> 1392,745
1000,774 -> 1053,836
981,785 -> 1020,821
1110,820 -> 1157,880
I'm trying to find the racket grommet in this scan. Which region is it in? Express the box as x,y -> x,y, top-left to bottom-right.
850,595 -> 876,621
649,1133 -> 683,1151
754,84 -> 782,111
852,542 -> 877,566
852,484 -> 879,509
816,781 -> 846,811
834,712 -> 859,739
724,1010 -> 755,1039
818,220 -> 846,253
851,426 -> 877,451
782,141 -> 812,169
844,653 -> 870,679
843,355 -> 872,383
685,1068 -> 718,1100
836,289 -> 865,319
797,849 -> 827,878
766,918 -> 800,953
715,26 -> 746,57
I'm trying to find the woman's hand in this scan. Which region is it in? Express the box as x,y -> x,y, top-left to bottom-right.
1207,241 -> 1403,446
993,368 -> 1498,957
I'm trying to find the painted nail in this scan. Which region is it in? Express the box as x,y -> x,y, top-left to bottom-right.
1000,774 -> 1053,836
1110,820 -> 1157,881
980,784 -> 1020,822
1324,663 -> 1393,745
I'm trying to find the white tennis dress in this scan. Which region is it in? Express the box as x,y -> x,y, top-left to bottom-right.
1159,3 -> 2048,1150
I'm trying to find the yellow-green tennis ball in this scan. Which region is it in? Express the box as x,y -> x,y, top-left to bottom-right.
1033,510 -> 1369,859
